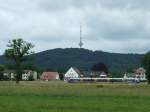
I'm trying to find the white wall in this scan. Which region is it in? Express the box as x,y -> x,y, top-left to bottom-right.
64,67 -> 79,79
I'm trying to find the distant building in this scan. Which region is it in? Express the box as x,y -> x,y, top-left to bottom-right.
90,71 -> 108,78
123,67 -> 146,81
40,72 -> 59,81
22,70 -> 38,80
64,67 -> 109,81
3,70 -> 15,79
134,67 -> 146,78
2,70 -> 38,80
64,67 -> 82,81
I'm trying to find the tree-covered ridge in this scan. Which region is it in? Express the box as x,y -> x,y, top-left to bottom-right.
0,48 -> 143,72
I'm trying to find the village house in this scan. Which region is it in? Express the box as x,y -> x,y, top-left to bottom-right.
3,70 -> 15,79
2,70 -> 38,80
22,70 -> 38,80
40,72 -> 60,81
123,67 -> 146,81
134,67 -> 146,79
64,67 -> 82,81
64,67 -> 108,81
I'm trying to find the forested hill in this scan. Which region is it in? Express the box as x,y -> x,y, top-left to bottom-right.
0,48 -> 143,72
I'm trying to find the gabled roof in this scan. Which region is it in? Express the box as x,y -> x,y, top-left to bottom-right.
71,67 -> 81,75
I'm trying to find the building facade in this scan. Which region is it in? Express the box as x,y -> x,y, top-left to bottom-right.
64,67 -> 81,81
2,70 -> 38,80
40,72 -> 60,81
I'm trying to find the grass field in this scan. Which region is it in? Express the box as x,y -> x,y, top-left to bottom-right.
0,81 -> 150,112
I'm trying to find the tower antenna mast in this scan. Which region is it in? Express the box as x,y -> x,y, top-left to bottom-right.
79,24 -> 83,48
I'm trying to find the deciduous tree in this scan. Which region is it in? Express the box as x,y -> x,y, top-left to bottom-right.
141,52 -> 150,84
4,38 -> 34,83
91,62 -> 108,74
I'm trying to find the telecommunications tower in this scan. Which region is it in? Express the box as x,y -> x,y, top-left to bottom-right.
79,24 -> 83,48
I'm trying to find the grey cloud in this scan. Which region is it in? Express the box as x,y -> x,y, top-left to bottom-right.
38,0 -> 99,11
0,0 -> 150,54
99,0 -> 150,10
85,7 -> 150,41
38,0 -> 150,12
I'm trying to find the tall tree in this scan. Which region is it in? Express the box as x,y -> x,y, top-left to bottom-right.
4,38 -> 34,83
91,62 -> 109,74
141,52 -> 150,84
0,65 -> 4,81
0,65 -> 4,71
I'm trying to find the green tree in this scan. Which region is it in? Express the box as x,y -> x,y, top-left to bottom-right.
4,38 -> 34,83
23,63 -> 38,71
0,65 -> 4,80
0,65 -> 4,71
28,75 -> 34,81
141,52 -> 150,84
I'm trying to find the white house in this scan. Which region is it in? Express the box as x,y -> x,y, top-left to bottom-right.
123,67 -> 146,81
64,67 -> 81,81
3,70 -> 38,81
3,70 -> 15,79
134,67 -> 146,80
22,70 -> 38,80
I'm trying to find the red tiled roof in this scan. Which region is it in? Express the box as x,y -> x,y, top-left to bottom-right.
40,72 -> 59,80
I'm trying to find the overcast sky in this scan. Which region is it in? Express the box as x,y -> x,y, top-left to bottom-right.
0,0 -> 150,54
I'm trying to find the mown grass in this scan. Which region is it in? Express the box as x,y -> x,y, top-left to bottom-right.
0,81 -> 150,112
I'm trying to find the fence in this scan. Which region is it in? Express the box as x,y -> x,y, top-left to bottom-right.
67,77 -> 147,83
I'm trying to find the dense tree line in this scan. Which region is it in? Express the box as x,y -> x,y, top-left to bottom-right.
0,48 -> 143,78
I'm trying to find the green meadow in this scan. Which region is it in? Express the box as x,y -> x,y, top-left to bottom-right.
0,81 -> 150,112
